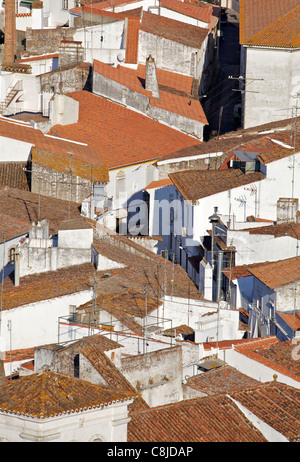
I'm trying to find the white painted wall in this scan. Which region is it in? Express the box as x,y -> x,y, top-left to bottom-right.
218,346 -> 300,389
0,290 -> 92,353
138,30 -> 207,79
58,228 -> 93,249
243,47 -> 300,129
0,234 -> 27,283
0,400 -> 131,442
0,135 -> 32,162
227,231 -> 299,267
73,21 -> 126,65
159,7 -> 210,28
103,161 -> 158,234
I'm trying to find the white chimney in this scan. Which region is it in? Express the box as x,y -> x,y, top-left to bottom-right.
145,55 -> 160,99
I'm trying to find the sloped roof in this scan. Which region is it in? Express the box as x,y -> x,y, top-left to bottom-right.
0,186 -> 82,236
186,365 -> 259,395
128,394 -> 267,442
247,256 -> 300,290
240,0 -> 300,47
160,0 -> 213,23
169,168 -> 265,202
223,256 -> 300,289
0,162 -> 29,191
31,147 -> 108,183
49,91 -> 199,170
0,370 -> 136,419
277,312 -> 300,333
140,10 -> 209,49
244,222 -> 300,238
234,337 -> 300,383
230,381 -> 300,442
0,117 -> 108,180
1,262 -> 95,311
93,60 -> 207,124
91,234 -> 202,301
125,16 -> 140,64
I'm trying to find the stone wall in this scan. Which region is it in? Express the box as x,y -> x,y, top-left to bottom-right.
120,346 -> 183,407
40,64 -> 90,94
31,163 -> 93,204
25,27 -> 74,55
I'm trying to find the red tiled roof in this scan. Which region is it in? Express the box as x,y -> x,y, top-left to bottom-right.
160,0 -> 213,23
240,0 -> 300,47
222,260 -> 273,282
49,91 -> 199,170
128,394 -> 267,441
244,222 -> 300,239
186,365 -> 259,394
223,256 -> 300,289
31,147 -> 108,183
125,17 -> 140,63
0,186 -> 83,236
169,168 -> 265,202
277,312 -> 300,332
140,10 -> 209,49
230,381 -> 300,442
0,118 -> 108,179
93,60 -> 207,124
145,178 -> 173,190
247,256 -> 300,289
0,370 -> 136,419
234,337 -> 300,382
2,262 -> 95,310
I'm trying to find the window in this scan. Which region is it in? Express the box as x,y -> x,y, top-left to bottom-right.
8,247 -> 16,264
62,0 -> 68,10
74,354 -> 80,378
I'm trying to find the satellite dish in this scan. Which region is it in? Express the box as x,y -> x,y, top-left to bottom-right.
117,53 -> 124,62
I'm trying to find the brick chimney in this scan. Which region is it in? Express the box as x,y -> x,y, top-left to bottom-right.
145,55 -> 160,99
3,0 -> 16,64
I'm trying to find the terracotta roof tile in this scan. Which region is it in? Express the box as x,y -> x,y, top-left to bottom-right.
244,222 -> 300,239
41,334 -> 148,413
0,162 -> 29,191
186,365 -> 259,394
140,10 -> 209,49
78,289 -> 161,336
125,17 -> 140,63
222,260 -> 274,282
0,370 -> 136,418
145,178 -> 173,190
235,337 -> 300,382
240,0 -> 300,47
160,0 -> 213,23
247,256 -> 300,289
0,186 -> 83,236
32,147 -> 108,183
277,312 -> 300,332
49,91 -> 199,169
223,256 -> 300,289
162,324 -> 194,337
0,117 -> 108,178
169,168 -> 265,202
128,394 -> 267,441
2,262 -> 95,311
93,60 -> 207,124
91,234 -> 202,300
230,382 -> 300,442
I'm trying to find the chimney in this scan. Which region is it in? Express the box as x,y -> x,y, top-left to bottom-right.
3,0 -> 16,64
145,55 -> 160,99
